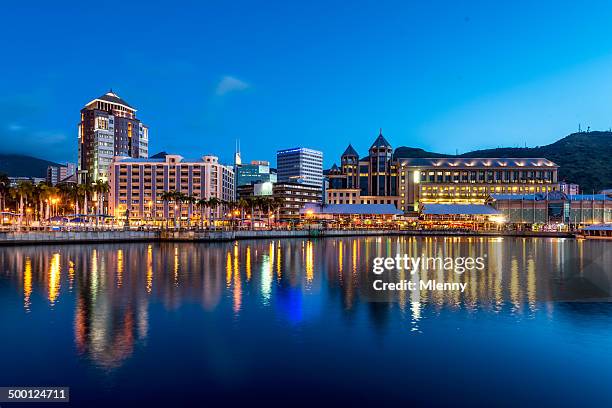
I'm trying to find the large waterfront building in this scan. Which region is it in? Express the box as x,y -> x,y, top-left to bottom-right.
78,91 -> 149,183
327,130 -> 559,212
276,147 -> 323,188
108,152 -> 234,222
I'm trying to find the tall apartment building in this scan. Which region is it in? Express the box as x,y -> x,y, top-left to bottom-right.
276,147 -> 323,188
108,153 -> 234,221
78,90 -> 149,183
46,162 -> 76,185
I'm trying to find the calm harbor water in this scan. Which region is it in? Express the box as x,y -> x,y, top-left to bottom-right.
1,237 -> 612,406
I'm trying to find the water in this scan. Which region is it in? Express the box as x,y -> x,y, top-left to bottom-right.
1,237 -> 612,406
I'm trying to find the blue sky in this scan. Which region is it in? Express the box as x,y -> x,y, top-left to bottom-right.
2,0 -> 612,167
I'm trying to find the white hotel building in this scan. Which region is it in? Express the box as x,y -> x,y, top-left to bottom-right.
108,152 -> 234,222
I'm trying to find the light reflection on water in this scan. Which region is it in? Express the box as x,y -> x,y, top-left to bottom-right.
1,237 -> 612,405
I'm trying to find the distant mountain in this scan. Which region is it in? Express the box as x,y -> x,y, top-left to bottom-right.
393,146 -> 448,159
395,132 -> 612,192
0,154 -> 61,178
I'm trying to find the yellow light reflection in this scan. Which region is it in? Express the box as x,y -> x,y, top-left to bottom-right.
305,240 -> 314,282
68,260 -> 75,290
246,246 -> 252,281
174,247 -> 179,285
117,249 -> 124,287
226,251 -> 232,287
146,245 -> 153,294
48,253 -> 61,304
276,241 -> 282,280
24,257 -> 32,311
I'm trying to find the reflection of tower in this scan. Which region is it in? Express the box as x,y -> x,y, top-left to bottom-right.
368,129 -> 393,196
72,248 -> 150,369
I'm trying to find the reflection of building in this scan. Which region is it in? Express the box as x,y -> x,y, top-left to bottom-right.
559,181 -> 580,195
489,191 -> 612,226
108,152 -> 234,221
273,182 -> 322,220
78,90 -> 149,183
235,160 -> 277,187
327,130 -> 560,213
277,147 -> 323,188
46,163 -> 76,185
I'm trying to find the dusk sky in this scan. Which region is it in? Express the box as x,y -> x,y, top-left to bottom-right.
3,1 -> 612,166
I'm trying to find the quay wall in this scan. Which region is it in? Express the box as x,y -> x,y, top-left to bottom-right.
0,229 -> 575,246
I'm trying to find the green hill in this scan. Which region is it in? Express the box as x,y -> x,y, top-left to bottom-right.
395,132 -> 612,192
0,154 -> 61,178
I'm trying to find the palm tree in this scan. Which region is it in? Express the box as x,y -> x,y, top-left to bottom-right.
185,195 -> 196,227
13,181 -> 33,228
196,198 -> 208,229
174,192 -> 189,229
93,180 -> 110,215
238,198 -> 249,228
160,190 -> 176,228
0,173 -> 10,213
272,196 -> 284,227
77,182 -> 92,216
207,197 -> 221,228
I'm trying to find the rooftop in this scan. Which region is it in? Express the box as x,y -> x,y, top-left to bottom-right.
399,157 -> 558,168
300,203 -> 403,215
583,224 -> 612,231
370,129 -> 392,150
86,90 -> 135,111
421,204 -> 501,215
490,193 -> 611,201
342,144 -> 359,157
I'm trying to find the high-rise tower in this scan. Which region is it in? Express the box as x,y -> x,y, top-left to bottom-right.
78,90 -> 149,183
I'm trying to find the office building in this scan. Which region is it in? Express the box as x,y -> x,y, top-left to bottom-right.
46,163 -> 76,186
108,152 -> 234,222
276,147 -> 323,188
235,160 -> 277,187
78,90 -> 149,183
273,182 -> 322,220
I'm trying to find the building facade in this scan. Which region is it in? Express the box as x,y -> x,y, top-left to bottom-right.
327,131 -> 560,213
559,181 -> 580,196
46,163 -> 76,186
78,91 -> 149,183
235,160 -> 277,187
276,147 -> 323,188
273,182 -> 322,220
489,192 -> 611,226
108,153 -> 234,222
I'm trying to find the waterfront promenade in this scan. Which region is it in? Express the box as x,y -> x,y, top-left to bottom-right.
0,228 -> 575,245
